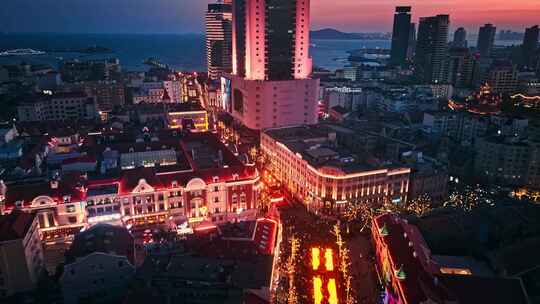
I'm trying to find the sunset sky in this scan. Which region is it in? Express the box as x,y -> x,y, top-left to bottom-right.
0,0 -> 538,34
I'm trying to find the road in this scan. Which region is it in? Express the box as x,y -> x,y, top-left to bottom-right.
273,199 -> 380,304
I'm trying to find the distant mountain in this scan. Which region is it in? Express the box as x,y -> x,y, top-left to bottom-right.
310,28 -> 390,40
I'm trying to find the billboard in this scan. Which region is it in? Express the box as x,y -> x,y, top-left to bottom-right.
220,76 -> 232,112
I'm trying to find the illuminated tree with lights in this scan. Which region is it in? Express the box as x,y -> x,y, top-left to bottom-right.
406,194 -> 433,217
343,200 -> 380,232
333,224 -> 355,304
444,185 -> 494,212
258,189 -> 272,215
286,236 -> 300,304
249,146 -> 258,163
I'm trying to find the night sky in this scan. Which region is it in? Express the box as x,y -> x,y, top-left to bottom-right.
1,0 -> 538,34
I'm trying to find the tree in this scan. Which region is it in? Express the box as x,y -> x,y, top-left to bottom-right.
443,185 -> 494,212
406,194 -> 434,217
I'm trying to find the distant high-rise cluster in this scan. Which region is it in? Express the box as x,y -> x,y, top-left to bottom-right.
389,6 -> 538,88
205,0 -> 233,79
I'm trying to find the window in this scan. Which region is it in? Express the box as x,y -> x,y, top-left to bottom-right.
214,197 -> 219,203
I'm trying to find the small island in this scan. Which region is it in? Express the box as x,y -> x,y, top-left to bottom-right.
310,28 -> 391,40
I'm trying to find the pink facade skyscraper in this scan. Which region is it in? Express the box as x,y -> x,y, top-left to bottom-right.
225,0 -> 319,130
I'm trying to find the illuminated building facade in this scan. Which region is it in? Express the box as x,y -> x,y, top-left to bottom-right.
372,214 -> 455,304
261,125 -> 410,211
206,1 -> 233,79
0,133 -> 260,243
167,109 -> 209,131
228,0 -> 319,130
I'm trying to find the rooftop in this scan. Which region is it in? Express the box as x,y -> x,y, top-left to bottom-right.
0,210 -> 36,242
19,92 -> 90,105
439,274 -> 529,304
66,223 -> 134,264
265,124 -> 404,173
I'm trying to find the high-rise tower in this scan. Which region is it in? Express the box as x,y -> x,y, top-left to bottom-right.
232,0 -> 312,80
477,24 -> 496,57
414,15 -> 450,83
522,25 -> 539,68
407,22 -> 416,60
390,6 -> 412,66
206,0 -> 233,79
227,0 -> 319,130
452,27 -> 467,48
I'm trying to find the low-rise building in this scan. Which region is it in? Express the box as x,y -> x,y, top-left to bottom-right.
123,218 -> 275,304
17,92 -> 98,122
474,136 -> 531,186
0,210 -> 44,298
372,214 -> 530,304
64,81 -> 125,111
485,62 -> 519,94
377,86 -> 439,113
132,85 -> 165,104
61,224 -> 135,304
423,111 -> 528,144
403,152 -> 449,204
132,80 -> 182,104
60,59 -> 121,83
108,103 -> 208,132
36,71 -> 63,90
323,86 -> 364,112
